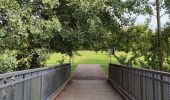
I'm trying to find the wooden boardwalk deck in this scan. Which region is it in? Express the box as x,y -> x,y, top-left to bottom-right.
53,64 -> 123,100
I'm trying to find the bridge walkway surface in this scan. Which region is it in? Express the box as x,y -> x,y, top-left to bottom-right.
53,64 -> 123,100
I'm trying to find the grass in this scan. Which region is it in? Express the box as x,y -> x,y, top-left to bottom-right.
72,51 -> 110,75
46,50 -> 126,75
46,50 -> 170,74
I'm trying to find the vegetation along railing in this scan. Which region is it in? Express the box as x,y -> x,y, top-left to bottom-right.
109,63 -> 170,100
0,64 -> 71,100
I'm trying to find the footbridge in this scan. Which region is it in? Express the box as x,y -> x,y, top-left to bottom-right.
0,64 -> 169,100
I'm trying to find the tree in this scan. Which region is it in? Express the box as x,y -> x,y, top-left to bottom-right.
0,0 -> 156,73
0,0 -> 61,70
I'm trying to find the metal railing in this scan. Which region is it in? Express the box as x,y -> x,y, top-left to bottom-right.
109,63 -> 170,100
0,64 -> 71,100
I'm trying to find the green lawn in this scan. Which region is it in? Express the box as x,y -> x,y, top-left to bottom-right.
46,50 -> 170,74
46,50 -> 124,75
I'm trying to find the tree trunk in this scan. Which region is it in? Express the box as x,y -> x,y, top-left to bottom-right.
156,0 -> 163,71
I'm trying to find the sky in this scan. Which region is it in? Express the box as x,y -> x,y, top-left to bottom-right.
136,10 -> 169,30
135,1 -> 170,30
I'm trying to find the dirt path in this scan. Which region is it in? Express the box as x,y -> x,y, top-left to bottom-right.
55,64 -> 123,100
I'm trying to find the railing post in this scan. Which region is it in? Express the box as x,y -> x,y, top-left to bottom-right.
160,74 -> 164,100
140,70 -> 143,100
152,72 -> 155,100
121,67 -> 124,90
41,71 -> 43,100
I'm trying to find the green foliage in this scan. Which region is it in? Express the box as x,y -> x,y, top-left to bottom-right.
16,49 -> 48,70
111,25 -> 158,69
0,0 -> 61,71
162,24 -> 170,71
0,51 -> 17,74
165,0 -> 170,14
57,55 -> 66,64
111,22 -> 170,71
0,0 -> 163,73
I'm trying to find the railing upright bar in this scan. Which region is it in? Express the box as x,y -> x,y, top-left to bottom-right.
140,70 -> 143,100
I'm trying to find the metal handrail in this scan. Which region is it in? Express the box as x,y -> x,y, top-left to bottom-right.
0,64 -> 69,79
110,63 -> 170,75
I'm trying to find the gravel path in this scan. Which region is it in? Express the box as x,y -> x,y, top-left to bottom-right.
54,64 -> 123,100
